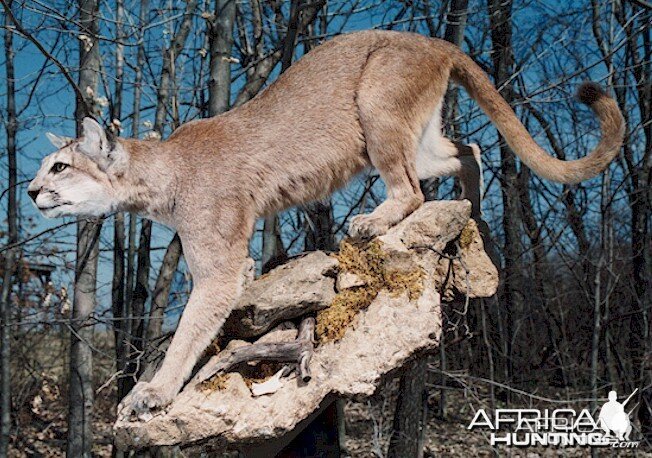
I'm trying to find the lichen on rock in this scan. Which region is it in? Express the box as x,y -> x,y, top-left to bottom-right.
458,219 -> 476,249
200,373 -> 229,392
316,239 -> 424,342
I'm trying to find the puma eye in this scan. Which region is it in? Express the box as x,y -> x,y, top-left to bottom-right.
51,162 -> 69,174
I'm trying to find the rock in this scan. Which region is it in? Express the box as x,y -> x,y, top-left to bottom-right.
250,369 -> 288,397
379,200 -> 498,300
450,219 -> 499,298
381,200 -> 472,252
113,201 -> 499,453
336,271 -> 366,290
114,286 -> 443,451
223,252 -> 338,338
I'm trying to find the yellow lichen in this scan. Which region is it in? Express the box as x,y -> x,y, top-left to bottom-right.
384,267 -> 425,301
200,373 -> 229,392
317,239 -> 424,342
458,219 -> 476,249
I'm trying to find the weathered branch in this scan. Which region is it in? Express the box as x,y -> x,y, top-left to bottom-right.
197,317 -> 316,384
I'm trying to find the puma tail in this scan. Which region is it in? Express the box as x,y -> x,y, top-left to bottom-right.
449,47 -> 625,184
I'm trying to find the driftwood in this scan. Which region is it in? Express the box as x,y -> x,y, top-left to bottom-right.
196,317 -> 316,384
222,252 -> 337,338
114,200 -> 499,454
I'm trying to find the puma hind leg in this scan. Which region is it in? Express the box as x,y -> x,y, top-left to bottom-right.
349,111 -> 424,239
416,135 -> 483,217
349,50 -> 446,239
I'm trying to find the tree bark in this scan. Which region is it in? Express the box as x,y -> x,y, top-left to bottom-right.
146,234 -> 183,342
153,0 -> 198,135
388,359 -> 428,458
124,215 -> 151,394
208,0 -> 236,117
489,0 -> 520,399
67,1 -> 101,456
111,0 -> 129,406
0,2 -> 17,453
304,200 -> 336,252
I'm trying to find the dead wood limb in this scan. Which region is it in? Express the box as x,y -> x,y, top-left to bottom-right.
198,317 -> 316,384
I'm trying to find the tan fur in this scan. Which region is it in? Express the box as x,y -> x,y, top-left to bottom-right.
28,30 -> 624,414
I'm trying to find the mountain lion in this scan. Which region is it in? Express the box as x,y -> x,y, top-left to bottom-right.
28,30 -> 624,416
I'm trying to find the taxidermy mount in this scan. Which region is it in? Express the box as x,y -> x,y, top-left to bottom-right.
28,30 -> 624,415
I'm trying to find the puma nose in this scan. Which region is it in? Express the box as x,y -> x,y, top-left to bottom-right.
28,189 -> 40,201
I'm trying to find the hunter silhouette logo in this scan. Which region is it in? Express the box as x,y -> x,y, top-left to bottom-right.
468,390 -> 640,448
598,390 -> 636,441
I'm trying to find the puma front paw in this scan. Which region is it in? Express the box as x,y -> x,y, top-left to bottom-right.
348,214 -> 389,239
118,381 -> 176,420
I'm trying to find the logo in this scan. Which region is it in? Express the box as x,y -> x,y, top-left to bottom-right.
468,390 -> 640,448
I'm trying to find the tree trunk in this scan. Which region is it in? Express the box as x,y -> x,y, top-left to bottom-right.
388,359 -> 428,458
124,217 -> 151,393
208,0 -> 236,117
146,234 -> 183,342
304,200 -> 336,252
1,3 -> 17,453
111,0 -> 128,406
489,0 -> 520,399
153,0 -> 198,135
67,1 -> 101,456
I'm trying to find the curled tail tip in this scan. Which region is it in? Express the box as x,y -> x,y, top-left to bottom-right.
577,82 -> 607,106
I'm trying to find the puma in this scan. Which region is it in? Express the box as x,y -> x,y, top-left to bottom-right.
28,30 -> 624,415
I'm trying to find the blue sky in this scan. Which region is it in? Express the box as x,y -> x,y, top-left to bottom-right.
0,0 -> 641,328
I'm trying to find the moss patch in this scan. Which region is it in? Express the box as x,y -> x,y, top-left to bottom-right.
458,220 -> 476,249
316,239 -> 424,342
200,373 -> 229,392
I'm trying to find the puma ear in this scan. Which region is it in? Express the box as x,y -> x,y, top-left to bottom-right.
79,117 -> 108,158
79,117 -> 127,173
46,132 -> 73,149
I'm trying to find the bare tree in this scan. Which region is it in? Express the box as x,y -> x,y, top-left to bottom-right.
208,0 -> 237,117
68,0 -> 101,455
0,1 -> 17,454
110,0 -> 128,407
489,0 -> 521,403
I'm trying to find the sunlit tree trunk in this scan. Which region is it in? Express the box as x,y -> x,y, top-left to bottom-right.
68,1 -> 101,454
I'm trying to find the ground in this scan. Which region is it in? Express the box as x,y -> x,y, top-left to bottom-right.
10,376 -> 651,457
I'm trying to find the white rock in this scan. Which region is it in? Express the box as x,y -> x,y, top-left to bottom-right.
250,369 -> 287,397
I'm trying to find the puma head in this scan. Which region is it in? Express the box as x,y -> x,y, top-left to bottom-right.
28,117 -> 128,218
